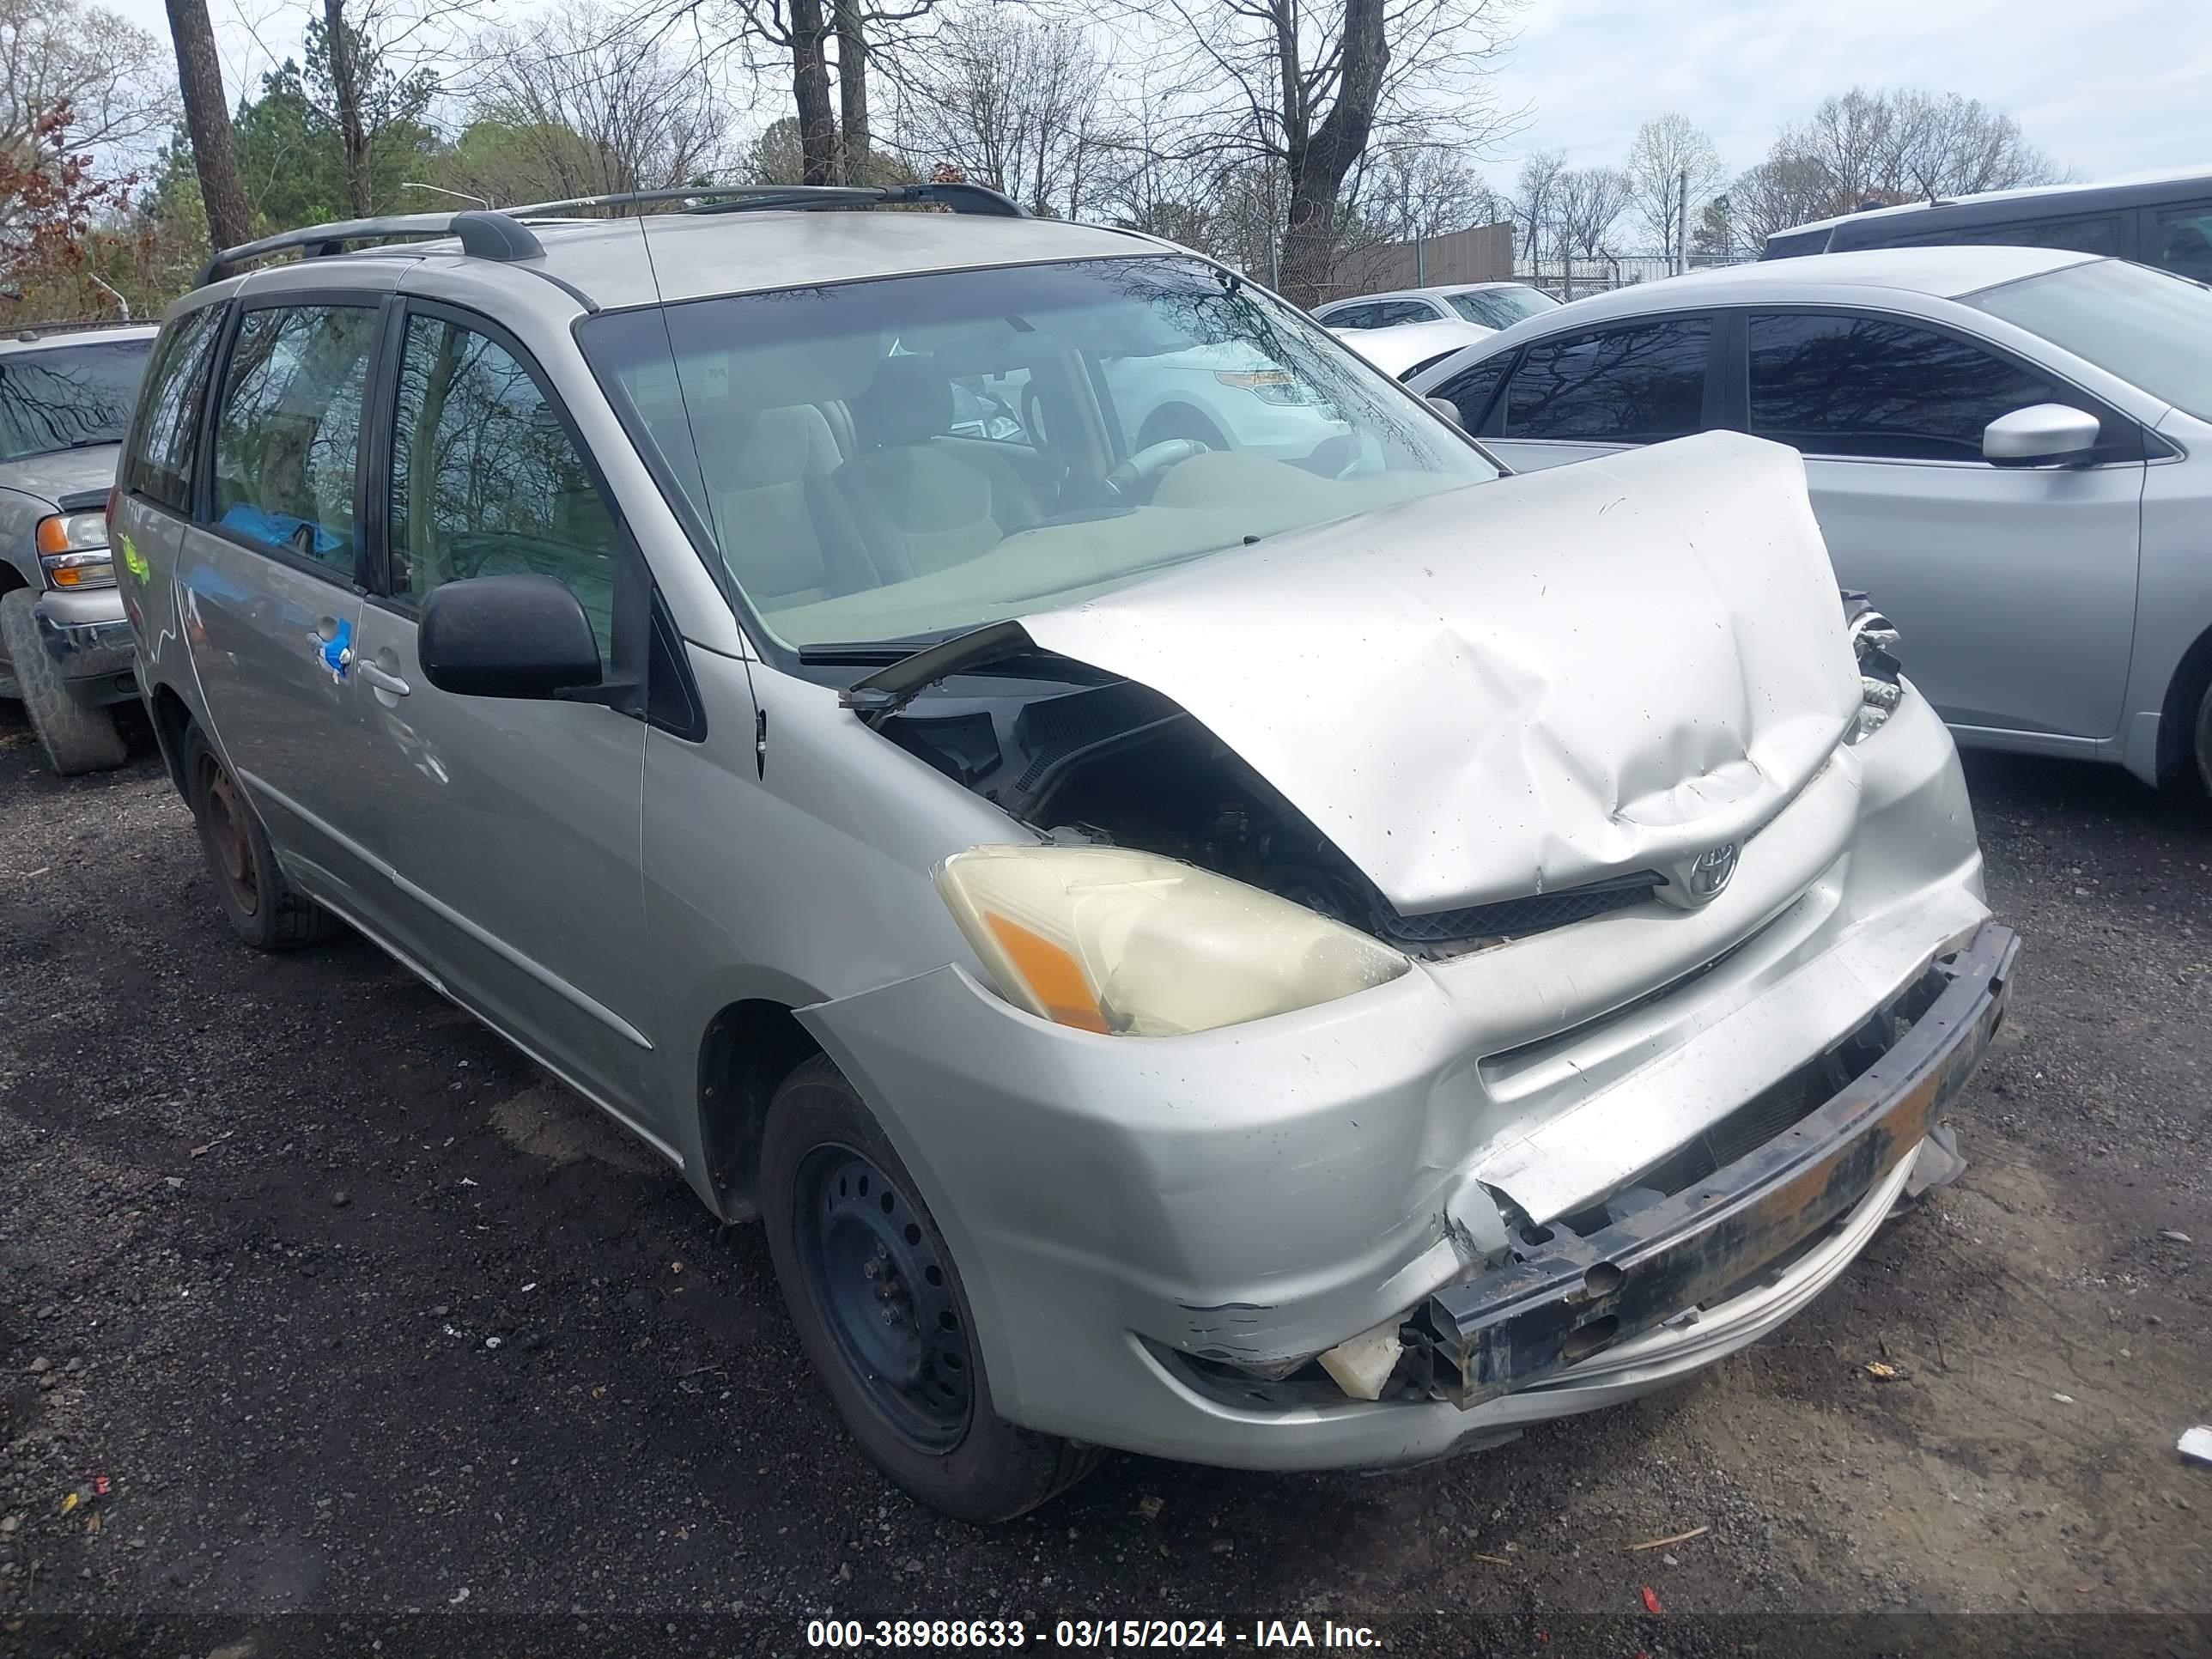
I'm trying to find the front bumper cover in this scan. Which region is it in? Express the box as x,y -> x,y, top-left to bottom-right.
33,587 -> 136,695
1419,920 -> 2017,1407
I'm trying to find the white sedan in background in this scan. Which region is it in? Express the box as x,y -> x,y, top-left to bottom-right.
1406,245 -> 2212,793
1316,281 -> 1562,332
1329,317 -> 1500,380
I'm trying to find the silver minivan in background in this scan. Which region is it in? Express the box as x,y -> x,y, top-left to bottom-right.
113,187 -> 2014,1522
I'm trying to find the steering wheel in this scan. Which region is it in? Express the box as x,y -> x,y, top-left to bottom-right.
1103,439 -> 1208,501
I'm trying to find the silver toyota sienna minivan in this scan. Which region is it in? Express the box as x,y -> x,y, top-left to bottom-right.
112,185 -> 2015,1522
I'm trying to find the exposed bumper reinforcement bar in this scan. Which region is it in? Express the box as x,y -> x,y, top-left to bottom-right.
34,593 -> 136,683
1422,920 -> 2017,1408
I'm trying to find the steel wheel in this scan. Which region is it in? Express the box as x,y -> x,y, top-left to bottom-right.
196,752 -> 259,918
793,1143 -> 974,1453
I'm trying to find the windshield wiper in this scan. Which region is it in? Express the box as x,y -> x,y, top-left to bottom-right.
836,619 -> 1039,726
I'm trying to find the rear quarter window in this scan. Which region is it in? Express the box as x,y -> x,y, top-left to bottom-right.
1501,317 -> 1712,441
126,309 -> 225,512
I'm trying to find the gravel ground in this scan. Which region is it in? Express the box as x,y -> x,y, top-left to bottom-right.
1,709 -> 2207,1659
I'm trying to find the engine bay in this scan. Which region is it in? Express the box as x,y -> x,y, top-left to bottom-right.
878,661 -> 1660,955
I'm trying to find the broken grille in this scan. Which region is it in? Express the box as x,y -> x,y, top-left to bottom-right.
1376,872 -> 1662,946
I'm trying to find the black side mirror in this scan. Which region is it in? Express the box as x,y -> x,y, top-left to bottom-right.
418,574 -> 600,699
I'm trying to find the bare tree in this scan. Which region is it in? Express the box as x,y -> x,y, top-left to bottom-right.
1508,146 -> 1563,273
893,15 -> 1110,216
1729,149 -> 1837,246
1624,113 -> 1722,266
451,3 -> 728,204
684,0 -> 836,183
1880,88 -> 2057,198
1352,142 -> 1502,244
163,0 -> 252,252
0,0 -> 173,161
620,0 -> 946,188
834,0 -> 872,185
1110,0 -> 1523,304
1555,163 -> 1628,258
322,0 -> 374,216
1775,86 -> 2058,218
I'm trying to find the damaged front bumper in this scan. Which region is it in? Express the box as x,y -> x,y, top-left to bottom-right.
1418,921 -> 2014,1409
801,690 -> 2004,1471
33,586 -> 138,705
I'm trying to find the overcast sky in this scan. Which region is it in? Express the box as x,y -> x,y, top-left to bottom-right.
1494,0 -> 2212,179
112,0 -> 2212,188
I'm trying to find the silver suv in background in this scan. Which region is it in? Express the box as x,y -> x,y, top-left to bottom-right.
115,187 -> 2012,1522
0,324 -> 157,772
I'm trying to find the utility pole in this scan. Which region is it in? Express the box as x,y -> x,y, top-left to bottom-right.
1676,167 -> 1689,276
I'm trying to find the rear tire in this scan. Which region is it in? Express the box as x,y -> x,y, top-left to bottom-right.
181,723 -> 334,951
0,588 -> 125,775
760,1055 -> 1103,1522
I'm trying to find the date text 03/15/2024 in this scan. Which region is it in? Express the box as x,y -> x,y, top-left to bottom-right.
804,1619 -> 1382,1649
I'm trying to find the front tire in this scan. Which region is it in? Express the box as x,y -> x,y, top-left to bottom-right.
181,723 -> 333,950
0,589 -> 125,775
2195,680 -> 2212,795
1135,406 -> 1230,453
760,1055 -> 1102,1522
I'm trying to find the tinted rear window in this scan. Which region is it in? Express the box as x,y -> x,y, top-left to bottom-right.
2149,204 -> 2212,283
1502,318 -> 1711,441
1760,228 -> 1833,260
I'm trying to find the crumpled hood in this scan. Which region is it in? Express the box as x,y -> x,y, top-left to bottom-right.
1020,431 -> 1862,914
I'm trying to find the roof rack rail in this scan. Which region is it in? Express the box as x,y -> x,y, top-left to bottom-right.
507,182 -> 1029,219
196,208 -> 544,288
195,181 -> 1030,288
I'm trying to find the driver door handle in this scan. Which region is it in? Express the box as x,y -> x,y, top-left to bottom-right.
357,661 -> 410,696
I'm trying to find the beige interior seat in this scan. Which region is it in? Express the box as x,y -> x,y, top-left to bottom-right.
684,404 -> 864,609
832,355 -> 1040,582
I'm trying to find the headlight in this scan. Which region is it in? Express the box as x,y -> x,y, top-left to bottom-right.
1844,594 -> 1904,742
1213,369 -> 1319,406
37,512 -> 113,588
935,845 -> 1409,1036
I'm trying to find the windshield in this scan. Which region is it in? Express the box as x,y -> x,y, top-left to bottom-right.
0,339 -> 150,464
1968,259 -> 2212,421
580,255 -> 1497,651
1449,286 -> 1559,330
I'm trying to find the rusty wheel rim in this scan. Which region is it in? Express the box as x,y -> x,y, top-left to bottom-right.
197,755 -> 258,918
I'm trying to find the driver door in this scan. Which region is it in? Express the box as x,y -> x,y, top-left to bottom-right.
349,302 -> 658,1115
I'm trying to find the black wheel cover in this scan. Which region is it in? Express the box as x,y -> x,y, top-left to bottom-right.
793,1143 -> 974,1452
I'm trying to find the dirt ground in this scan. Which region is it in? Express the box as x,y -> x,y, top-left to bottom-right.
1,708 -> 2207,1658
